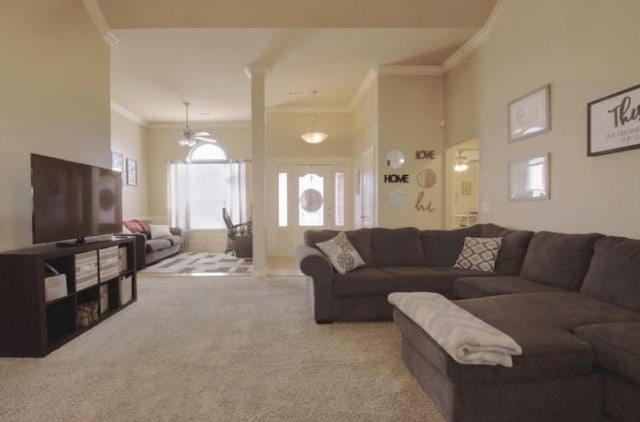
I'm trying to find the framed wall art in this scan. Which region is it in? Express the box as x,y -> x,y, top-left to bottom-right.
587,83 -> 640,156
508,84 -> 551,142
508,153 -> 549,201
126,158 -> 138,186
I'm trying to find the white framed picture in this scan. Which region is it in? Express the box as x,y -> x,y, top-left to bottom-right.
126,158 -> 137,186
508,153 -> 549,201
508,84 -> 551,142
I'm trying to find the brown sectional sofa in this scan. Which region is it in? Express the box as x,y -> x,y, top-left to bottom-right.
296,224 -> 533,323
295,225 -> 640,422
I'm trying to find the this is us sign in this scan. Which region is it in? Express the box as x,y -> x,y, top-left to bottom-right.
588,83 -> 640,156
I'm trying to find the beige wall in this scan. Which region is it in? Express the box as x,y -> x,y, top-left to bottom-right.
145,123 -> 252,221
444,0 -> 640,237
0,1 -> 110,251
266,112 -> 353,158
377,75 -> 445,229
111,109 -> 148,219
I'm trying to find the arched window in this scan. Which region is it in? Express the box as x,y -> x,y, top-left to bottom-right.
168,141 -> 247,230
188,142 -> 227,162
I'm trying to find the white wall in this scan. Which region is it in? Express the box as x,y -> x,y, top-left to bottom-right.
377,75 -> 445,229
111,109 -> 148,219
0,1 -> 111,251
444,0 -> 640,237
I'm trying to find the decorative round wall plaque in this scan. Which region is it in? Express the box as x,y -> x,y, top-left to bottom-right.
385,150 -> 406,168
416,169 -> 437,189
299,188 -> 323,212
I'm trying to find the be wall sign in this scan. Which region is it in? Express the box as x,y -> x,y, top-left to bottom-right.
588,83 -> 640,156
384,174 -> 409,183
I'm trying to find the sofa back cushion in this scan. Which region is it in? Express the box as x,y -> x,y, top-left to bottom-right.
304,229 -> 374,266
421,226 -> 481,267
520,231 -> 602,291
580,236 -> 640,312
371,227 -> 424,266
494,230 -> 534,275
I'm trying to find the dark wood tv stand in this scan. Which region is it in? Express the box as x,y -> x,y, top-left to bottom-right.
0,237 -> 137,357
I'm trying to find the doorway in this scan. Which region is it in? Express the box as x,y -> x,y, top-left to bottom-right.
445,139 -> 480,229
267,161 -> 350,257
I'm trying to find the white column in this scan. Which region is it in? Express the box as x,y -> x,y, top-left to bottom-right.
245,64 -> 269,276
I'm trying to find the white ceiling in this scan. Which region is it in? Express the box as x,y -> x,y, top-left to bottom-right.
103,1 -> 498,123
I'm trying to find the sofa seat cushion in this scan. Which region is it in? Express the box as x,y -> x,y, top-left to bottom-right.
333,268 -> 395,296
575,322 -> 640,385
381,267 -> 489,295
520,231 -> 602,291
146,238 -> 173,252
453,276 -> 563,299
394,292 -> 640,383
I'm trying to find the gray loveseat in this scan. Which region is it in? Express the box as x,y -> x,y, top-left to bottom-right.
296,225 -> 640,422
122,219 -> 182,270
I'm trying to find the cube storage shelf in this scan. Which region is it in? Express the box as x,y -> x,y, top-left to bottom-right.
0,237 -> 136,357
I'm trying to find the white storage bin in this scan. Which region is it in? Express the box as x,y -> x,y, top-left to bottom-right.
99,284 -> 109,315
75,251 -> 98,291
44,274 -> 68,302
99,246 -> 119,281
119,276 -> 133,305
118,246 -> 128,273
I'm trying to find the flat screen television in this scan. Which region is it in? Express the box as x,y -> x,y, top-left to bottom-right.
31,153 -> 123,246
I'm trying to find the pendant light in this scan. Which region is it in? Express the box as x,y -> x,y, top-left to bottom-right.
301,90 -> 328,144
453,150 -> 469,172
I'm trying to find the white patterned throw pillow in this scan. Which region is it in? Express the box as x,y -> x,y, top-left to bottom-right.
316,232 -> 365,274
454,237 -> 502,272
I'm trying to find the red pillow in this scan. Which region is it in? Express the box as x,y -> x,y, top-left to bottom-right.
124,219 -> 147,234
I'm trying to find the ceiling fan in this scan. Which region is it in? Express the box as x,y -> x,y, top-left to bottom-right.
178,101 -> 215,147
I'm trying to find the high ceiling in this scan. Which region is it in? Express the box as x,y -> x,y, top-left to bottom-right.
100,0 -> 498,123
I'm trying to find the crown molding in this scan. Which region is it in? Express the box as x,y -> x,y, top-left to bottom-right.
442,0 -> 505,71
377,65 -> 443,76
147,121 -> 251,130
111,102 -> 146,126
267,106 -> 351,114
82,0 -> 119,47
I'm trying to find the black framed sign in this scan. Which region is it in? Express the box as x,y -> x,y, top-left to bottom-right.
588,83 -> 640,156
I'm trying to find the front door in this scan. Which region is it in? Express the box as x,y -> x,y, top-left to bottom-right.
268,164 -> 348,257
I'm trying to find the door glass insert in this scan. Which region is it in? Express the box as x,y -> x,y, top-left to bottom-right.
278,172 -> 288,227
335,172 -> 344,226
299,173 -> 324,226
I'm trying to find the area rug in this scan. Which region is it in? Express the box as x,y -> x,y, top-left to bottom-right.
0,276 -> 444,421
140,252 -> 252,275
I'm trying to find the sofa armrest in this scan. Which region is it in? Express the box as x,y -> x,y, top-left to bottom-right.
170,227 -> 182,237
124,233 -> 147,270
295,245 -> 335,323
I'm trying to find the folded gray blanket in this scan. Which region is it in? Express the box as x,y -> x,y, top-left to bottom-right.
388,292 -> 522,367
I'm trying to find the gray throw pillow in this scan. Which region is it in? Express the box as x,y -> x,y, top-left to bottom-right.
454,237 -> 502,272
316,232 -> 365,274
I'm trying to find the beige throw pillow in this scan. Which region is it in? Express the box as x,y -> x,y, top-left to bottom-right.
149,224 -> 173,239
316,232 -> 365,274
454,237 -> 502,272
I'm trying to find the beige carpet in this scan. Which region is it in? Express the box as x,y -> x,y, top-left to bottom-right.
0,275 -> 444,422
